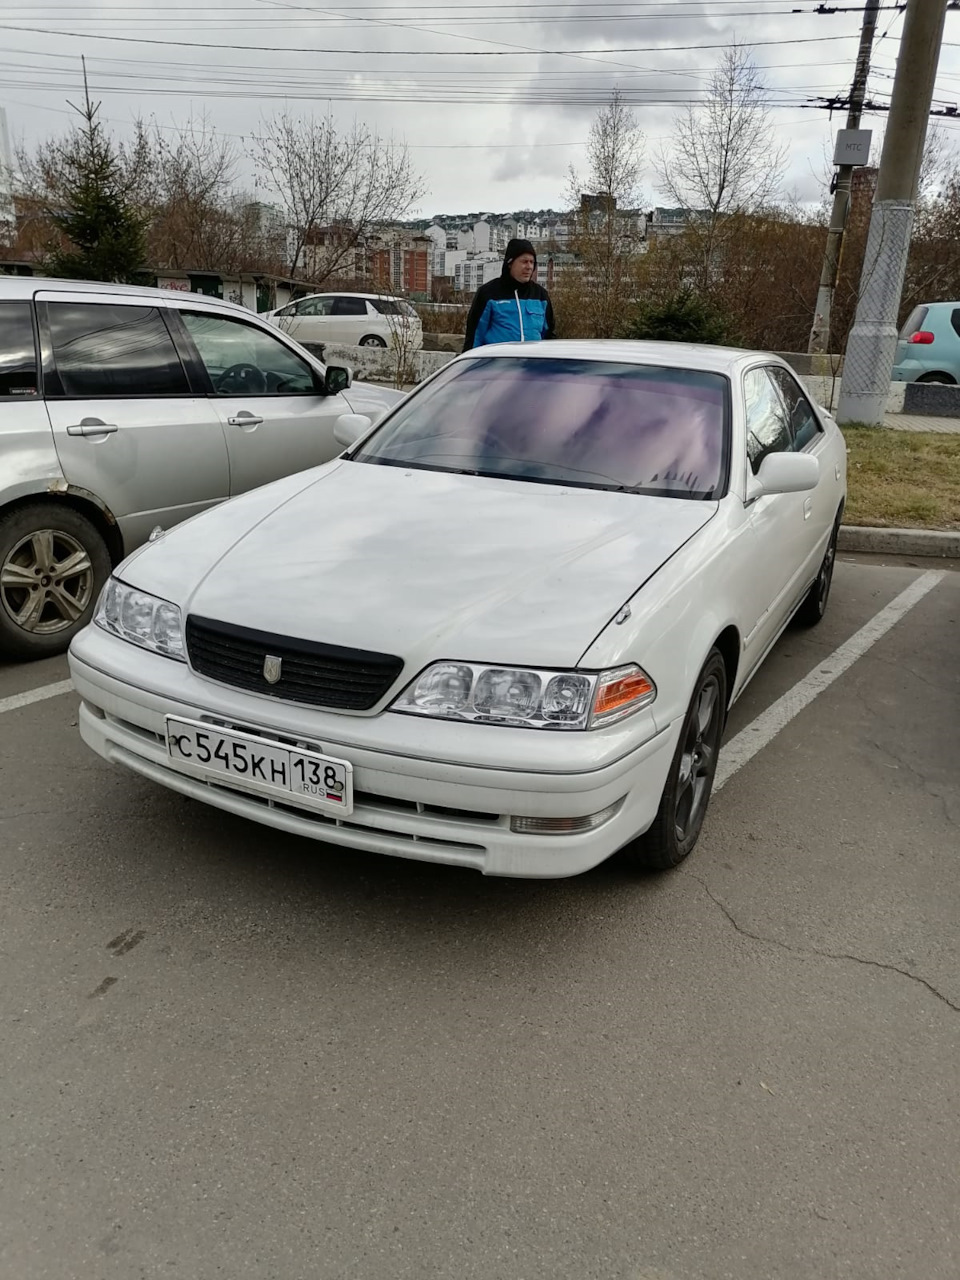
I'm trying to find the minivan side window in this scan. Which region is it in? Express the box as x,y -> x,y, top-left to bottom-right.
180,312 -> 318,395
331,297 -> 368,317
0,301 -> 39,398
47,302 -> 189,398
951,309 -> 960,340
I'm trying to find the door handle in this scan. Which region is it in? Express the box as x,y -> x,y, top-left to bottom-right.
227,412 -> 264,428
66,417 -> 118,437
803,497 -> 813,520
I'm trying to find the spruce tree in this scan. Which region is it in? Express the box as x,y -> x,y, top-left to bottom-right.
47,66 -> 147,283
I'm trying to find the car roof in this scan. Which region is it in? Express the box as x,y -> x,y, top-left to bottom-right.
461,339 -> 783,375
0,275 -> 255,318
293,291 -> 403,301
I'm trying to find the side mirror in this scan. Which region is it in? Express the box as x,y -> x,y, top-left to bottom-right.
324,364 -> 352,396
333,413 -> 372,448
748,451 -> 820,500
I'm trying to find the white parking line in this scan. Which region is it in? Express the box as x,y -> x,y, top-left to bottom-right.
715,569 -> 946,793
0,679 -> 75,716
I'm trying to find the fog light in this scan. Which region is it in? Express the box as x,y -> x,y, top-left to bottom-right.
510,799 -> 624,836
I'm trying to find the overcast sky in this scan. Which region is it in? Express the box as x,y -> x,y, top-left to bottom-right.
2,0 -> 960,218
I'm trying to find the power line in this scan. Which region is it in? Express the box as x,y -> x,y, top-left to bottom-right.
0,24 -> 874,55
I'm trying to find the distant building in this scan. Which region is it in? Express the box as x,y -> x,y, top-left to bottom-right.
454,252 -> 502,294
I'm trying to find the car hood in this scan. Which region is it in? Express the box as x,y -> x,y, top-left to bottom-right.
125,461 -> 716,673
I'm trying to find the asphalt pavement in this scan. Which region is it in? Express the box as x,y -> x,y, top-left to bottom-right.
1,555 -> 958,1280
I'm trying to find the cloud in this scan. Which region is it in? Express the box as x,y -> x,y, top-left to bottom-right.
1,0 -> 957,214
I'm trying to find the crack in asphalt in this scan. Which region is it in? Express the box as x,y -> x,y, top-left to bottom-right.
686,873 -> 960,1014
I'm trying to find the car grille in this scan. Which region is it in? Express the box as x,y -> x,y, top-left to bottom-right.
185,616 -> 404,711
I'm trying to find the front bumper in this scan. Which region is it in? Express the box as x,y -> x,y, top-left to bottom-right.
68,628 -> 681,878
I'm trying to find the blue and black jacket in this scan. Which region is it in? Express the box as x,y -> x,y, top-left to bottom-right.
462,242 -> 556,352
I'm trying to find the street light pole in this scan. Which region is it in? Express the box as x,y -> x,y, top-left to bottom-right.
807,0 -> 881,356
837,0 -> 950,426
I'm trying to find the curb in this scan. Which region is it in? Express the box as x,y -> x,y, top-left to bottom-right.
839,524 -> 960,558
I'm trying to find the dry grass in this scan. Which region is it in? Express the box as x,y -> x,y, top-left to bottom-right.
843,426 -> 960,530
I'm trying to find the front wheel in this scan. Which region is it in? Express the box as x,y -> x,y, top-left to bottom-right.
0,504 -> 111,660
359,334 -> 387,349
619,650 -> 727,873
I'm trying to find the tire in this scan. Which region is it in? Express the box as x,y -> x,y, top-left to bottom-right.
0,504 -> 111,661
915,372 -> 956,384
359,334 -> 387,348
619,649 -> 727,873
794,512 -> 841,628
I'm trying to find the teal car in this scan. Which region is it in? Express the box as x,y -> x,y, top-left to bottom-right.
892,302 -> 960,384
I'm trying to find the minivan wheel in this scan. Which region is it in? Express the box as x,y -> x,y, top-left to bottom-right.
618,649 -> 727,874
0,504 -> 111,660
359,334 -> 387,348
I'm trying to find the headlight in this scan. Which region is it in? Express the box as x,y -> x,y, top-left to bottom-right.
94,577 -> 185,661
391,661 -> 655,730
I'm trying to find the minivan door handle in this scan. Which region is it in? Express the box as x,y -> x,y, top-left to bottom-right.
66,417 -> 118,437
803,497 -> 813,520
226,412 -> 265,429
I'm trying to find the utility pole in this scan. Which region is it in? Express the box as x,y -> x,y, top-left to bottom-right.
807,0 -> 880,355
837,0 -> 949,425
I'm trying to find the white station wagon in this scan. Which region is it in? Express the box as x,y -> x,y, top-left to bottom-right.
69,342 -> 846,878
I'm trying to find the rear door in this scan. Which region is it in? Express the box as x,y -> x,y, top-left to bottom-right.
330,296 -> 372,346
38,293 -> 230,549
173,307 -> 352,495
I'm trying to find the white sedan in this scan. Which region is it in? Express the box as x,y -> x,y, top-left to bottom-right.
68,342 -> 846,879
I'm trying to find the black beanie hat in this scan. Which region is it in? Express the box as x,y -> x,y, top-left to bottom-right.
502,238 -> 537,274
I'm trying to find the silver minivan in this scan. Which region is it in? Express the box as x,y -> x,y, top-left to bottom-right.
0,278 -> 403,660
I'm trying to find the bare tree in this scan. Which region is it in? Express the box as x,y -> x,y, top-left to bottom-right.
656,44 -> 787,292
144,117 -> 247,271
250,114 -> 424,282
564,90 -> 646,338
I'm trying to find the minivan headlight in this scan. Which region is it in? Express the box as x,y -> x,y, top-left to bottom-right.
95,577 -> 185,661
391,662 -> 655,730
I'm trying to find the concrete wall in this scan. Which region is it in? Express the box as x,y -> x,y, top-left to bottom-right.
308,341 -> 930,418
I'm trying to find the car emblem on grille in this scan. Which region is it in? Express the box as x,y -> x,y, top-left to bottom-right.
263,654 -> 283,684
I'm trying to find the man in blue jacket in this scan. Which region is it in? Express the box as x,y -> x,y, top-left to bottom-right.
462,238 -> 556,351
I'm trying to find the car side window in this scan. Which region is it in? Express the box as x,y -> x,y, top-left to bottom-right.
46,302 -> 189,398
331,297 -> 367,317
743,367 -> 792,473
180,312 -> 318,396
951,309 -> 960,340
768,366 -> 822,451
0,301 -> 39,398
297,297 -> 333,317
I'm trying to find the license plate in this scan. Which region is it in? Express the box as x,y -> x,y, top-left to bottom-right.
165,717 -> 353,816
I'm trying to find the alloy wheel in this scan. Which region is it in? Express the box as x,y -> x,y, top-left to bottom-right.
0,528 -> 95,636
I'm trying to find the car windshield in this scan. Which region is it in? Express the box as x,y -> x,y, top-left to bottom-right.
353,356 -> 730,499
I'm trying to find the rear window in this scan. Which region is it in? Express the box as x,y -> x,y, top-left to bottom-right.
899,305 -> 929,340
354,356 -> 730,500
370,299 -> 417,317
0,300 -> 39,398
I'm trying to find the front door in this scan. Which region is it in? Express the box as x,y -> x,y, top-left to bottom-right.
175,309 -> 352,495
740,365 -> 810,667
39,294 -> 230,550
